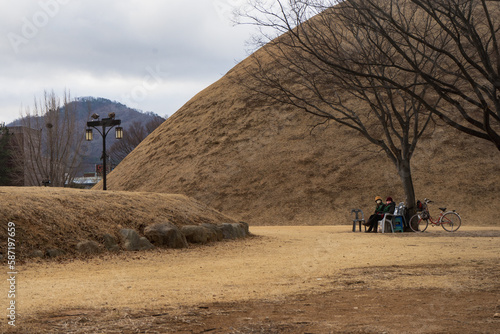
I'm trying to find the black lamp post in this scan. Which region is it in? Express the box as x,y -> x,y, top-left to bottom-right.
85,112 -> 123,190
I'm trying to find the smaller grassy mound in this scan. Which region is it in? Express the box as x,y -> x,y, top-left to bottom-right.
0,187 -> 239,260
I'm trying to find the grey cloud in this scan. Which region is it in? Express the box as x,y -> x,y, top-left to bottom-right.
0,0 -> 253,123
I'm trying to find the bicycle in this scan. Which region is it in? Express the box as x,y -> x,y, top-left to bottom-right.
409,198 -> 461,232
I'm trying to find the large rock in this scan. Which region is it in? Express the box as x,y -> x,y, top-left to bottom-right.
119,229 -> 140,251
239,221 -> 250,236
220,222 -> 250,240
119,229 -> 155,251
219,223 -> 237,239
180,225 -> 211,244
144,223 -> 188,249
232,223 -> 246,238
29,250 -> 44,258
76,240 -> 103,254
202,223 -> 224,242
102,233 -> 120,252
138,237 -> 155,251
46,248 -> 65,258
219,223 -> 248,239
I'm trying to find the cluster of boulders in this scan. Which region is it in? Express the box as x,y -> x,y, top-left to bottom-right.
29,221 -> 250,259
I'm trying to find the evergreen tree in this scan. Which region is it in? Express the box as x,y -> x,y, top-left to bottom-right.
0,123 -> 12,185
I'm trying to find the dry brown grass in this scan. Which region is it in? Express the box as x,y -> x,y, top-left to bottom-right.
97,60 -> 500,226
0,187 -> 238,259
3,225 -> 499,333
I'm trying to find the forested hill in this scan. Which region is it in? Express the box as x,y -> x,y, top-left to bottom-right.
8,97 -> 166,176
8,97 -> 164,129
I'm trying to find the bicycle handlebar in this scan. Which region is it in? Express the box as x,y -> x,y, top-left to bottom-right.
424,198 -> 433,204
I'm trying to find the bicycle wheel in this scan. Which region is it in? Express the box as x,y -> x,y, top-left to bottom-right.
440,212 -> 461,232
409,214 -> 429,232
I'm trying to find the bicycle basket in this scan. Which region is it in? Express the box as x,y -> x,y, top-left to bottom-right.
417,200 -> 424,211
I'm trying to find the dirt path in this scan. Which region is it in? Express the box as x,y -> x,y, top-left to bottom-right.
3,226 -> 500,333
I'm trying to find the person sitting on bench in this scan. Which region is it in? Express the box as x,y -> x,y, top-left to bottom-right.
365,196 -> 396,233
364,196 -> 385,233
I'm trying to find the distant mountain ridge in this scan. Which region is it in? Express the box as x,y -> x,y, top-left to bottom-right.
8,97 -> 166,176
8,96 -> 165,130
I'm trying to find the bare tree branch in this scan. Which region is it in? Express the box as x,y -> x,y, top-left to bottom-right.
109,115 -> 165,164
235,0 -> 447,212
14,90 -> 86,187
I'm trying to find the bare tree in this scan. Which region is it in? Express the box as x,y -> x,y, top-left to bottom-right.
13,90 -> 86,186
330,0 -> 500,149
236,0 -> 444,212
109,115 -> 165,163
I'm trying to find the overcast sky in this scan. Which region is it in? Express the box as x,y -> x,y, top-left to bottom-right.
0,0 -> 254,124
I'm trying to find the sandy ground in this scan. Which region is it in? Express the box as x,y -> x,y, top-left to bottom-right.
3,225 -> 500,333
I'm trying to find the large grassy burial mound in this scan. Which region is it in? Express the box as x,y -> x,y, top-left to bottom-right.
0,187 -> 243,260
97,72 -> 500,226
97,4 -> 500,226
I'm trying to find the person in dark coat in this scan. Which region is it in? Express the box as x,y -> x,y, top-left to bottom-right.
384,197 -> 396,216
365,196 -> 386,233
365,196 -> 396,233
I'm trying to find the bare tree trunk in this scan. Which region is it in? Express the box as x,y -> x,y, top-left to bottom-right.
16,90 -> 85,187
397,159 -> 416,229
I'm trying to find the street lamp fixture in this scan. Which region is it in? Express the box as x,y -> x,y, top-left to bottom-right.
115,126 -> 123,140
85,128 -> 93,141
85,113 -> 123,190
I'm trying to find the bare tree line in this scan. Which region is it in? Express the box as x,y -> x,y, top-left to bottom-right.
7,91 -> 165,187
12,90 -> 86,187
